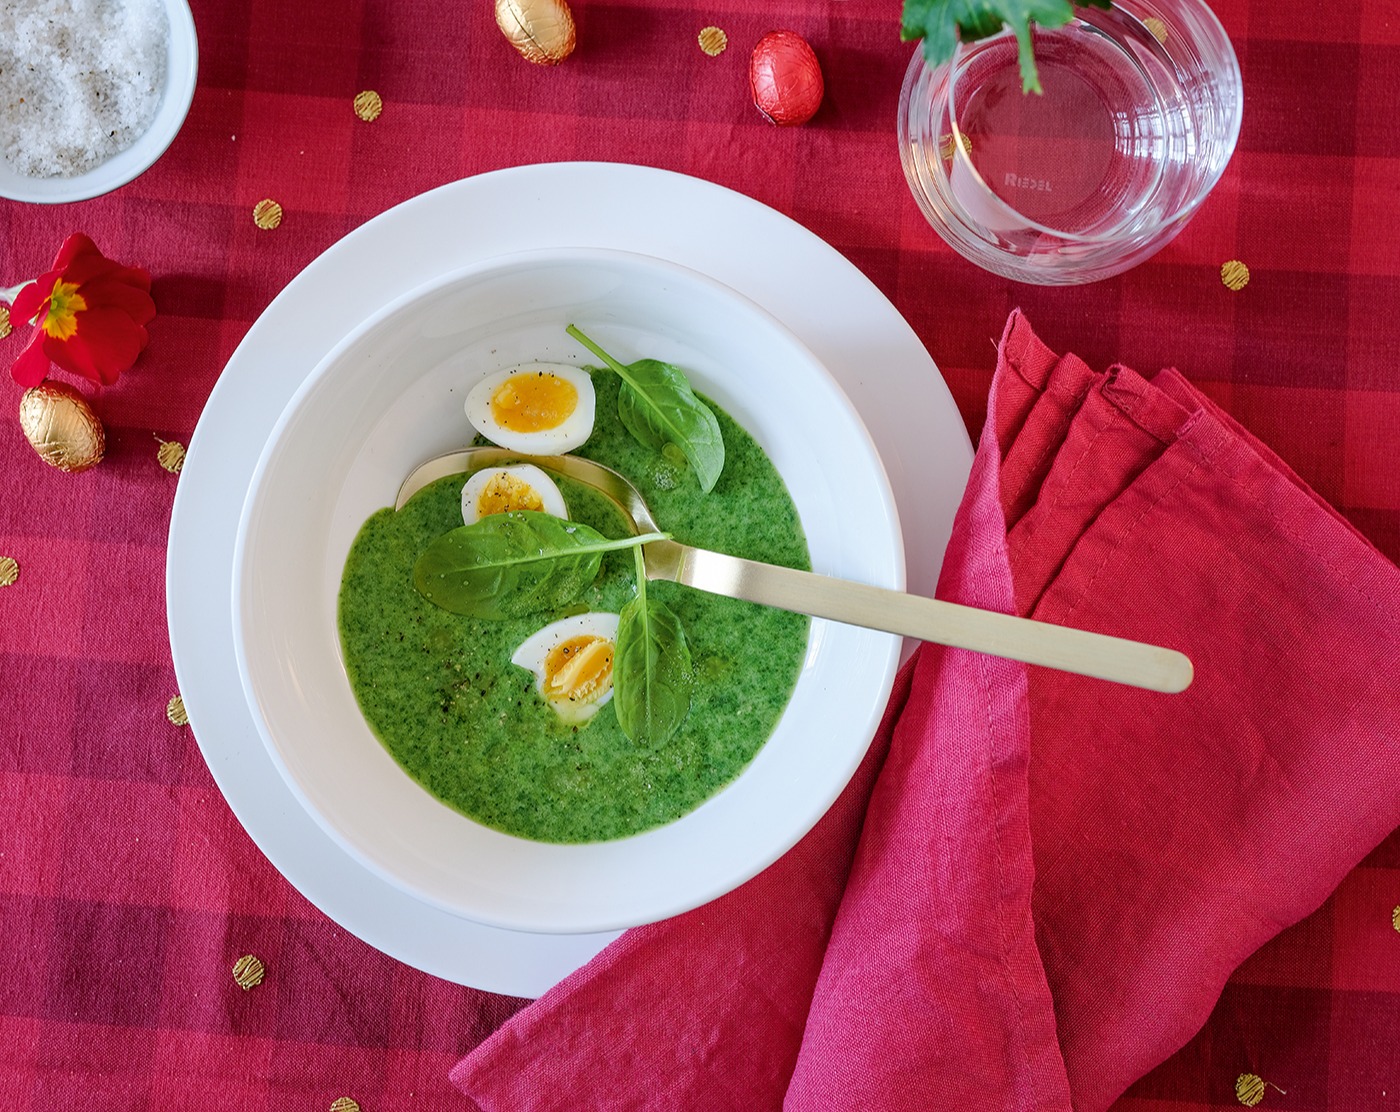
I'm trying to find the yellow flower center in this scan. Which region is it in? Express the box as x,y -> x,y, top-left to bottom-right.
41,279 -> 87,341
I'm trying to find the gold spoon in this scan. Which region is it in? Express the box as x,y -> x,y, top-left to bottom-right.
398,447 -> 1193,694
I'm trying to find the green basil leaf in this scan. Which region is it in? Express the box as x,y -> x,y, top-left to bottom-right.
413,510 -> 664,619
614,363 -> 725,494
613,590 -> 694,745
566,324 -> 726,494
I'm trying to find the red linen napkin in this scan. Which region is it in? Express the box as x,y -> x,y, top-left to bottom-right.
450,312 -> 1400,1111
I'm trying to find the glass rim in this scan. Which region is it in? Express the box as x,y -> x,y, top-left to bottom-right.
913,0 -> 1243,248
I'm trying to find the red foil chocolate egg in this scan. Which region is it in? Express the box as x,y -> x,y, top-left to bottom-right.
750,30 -> 824,127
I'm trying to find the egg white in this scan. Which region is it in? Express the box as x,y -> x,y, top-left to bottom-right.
460,464 -> 569,525
464,362 -> 596,455
511,612 -> 620,725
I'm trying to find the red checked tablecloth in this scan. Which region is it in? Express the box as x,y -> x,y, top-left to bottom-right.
3,1 -> 1398,1109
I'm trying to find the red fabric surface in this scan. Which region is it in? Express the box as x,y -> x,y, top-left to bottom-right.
3,1 -> 1400,1109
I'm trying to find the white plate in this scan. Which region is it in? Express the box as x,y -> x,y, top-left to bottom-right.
233,248 -> 903,933
168,162 -> 973,995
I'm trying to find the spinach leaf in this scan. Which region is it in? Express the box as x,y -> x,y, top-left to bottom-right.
566,324 -> 725,494
613,556 -> 694,745
413,510 -> 666,619
901,0 -> 1110,94
614,360 -> 726,493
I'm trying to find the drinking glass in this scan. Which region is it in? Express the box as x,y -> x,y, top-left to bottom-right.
898,0 -> 1243,284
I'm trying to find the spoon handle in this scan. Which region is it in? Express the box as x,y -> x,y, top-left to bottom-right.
647,541 -> 1192,694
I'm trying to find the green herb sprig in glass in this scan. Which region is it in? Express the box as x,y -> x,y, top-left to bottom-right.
901,0 -> 1111,94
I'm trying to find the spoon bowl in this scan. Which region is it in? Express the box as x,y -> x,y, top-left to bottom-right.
399,447 -> 1193,693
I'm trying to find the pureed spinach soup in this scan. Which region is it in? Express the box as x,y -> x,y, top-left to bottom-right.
337,372 -> 810,843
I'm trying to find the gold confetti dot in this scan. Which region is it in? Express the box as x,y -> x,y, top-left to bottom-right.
1392,904 -> 1400,932
253,199 -> 283,231
0,306 -> 10,339
155,435 -> 186,473
1143,16 -> 1168,42
1236,1073 -> 1286,1106
166,695 -> 189,726
939,132 -> 973,161
698,26 -> 727,56
329,1100 -> 361,1112
1236,1074 -> 1266,1107
353,90 -> 383,122
0,556 -> 18,587
1221,260 -> 1250,291
232,954 -> 266,990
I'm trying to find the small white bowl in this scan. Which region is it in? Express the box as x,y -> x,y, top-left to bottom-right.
0,0 -> 198,204
232,247 -> 905,935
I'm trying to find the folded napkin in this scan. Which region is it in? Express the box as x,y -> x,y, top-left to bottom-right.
451,311 -> 1400,1112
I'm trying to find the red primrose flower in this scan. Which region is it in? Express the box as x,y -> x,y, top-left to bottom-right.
10,234 -> 156,388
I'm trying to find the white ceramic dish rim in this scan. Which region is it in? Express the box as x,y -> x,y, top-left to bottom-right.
231,244 -> 906,935
0,0 -> 198,203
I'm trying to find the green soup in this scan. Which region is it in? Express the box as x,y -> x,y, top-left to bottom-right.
337,375 -> 810,843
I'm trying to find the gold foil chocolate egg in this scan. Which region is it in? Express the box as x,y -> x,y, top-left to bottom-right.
19,381 -> 105,473
750,30 -> 824,127
496,0 -> 576,65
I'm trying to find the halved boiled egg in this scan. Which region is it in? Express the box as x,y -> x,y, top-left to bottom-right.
461,464 -> 568,525
511,612 -> 620,725
464,363 -> 596,455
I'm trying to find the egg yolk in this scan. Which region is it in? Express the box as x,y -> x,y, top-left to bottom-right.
476,472 -> 545,516
490,371 -> 579,433
543,635 -> 614,707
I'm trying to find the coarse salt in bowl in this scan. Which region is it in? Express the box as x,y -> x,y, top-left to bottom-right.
0,0 -> 198,204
